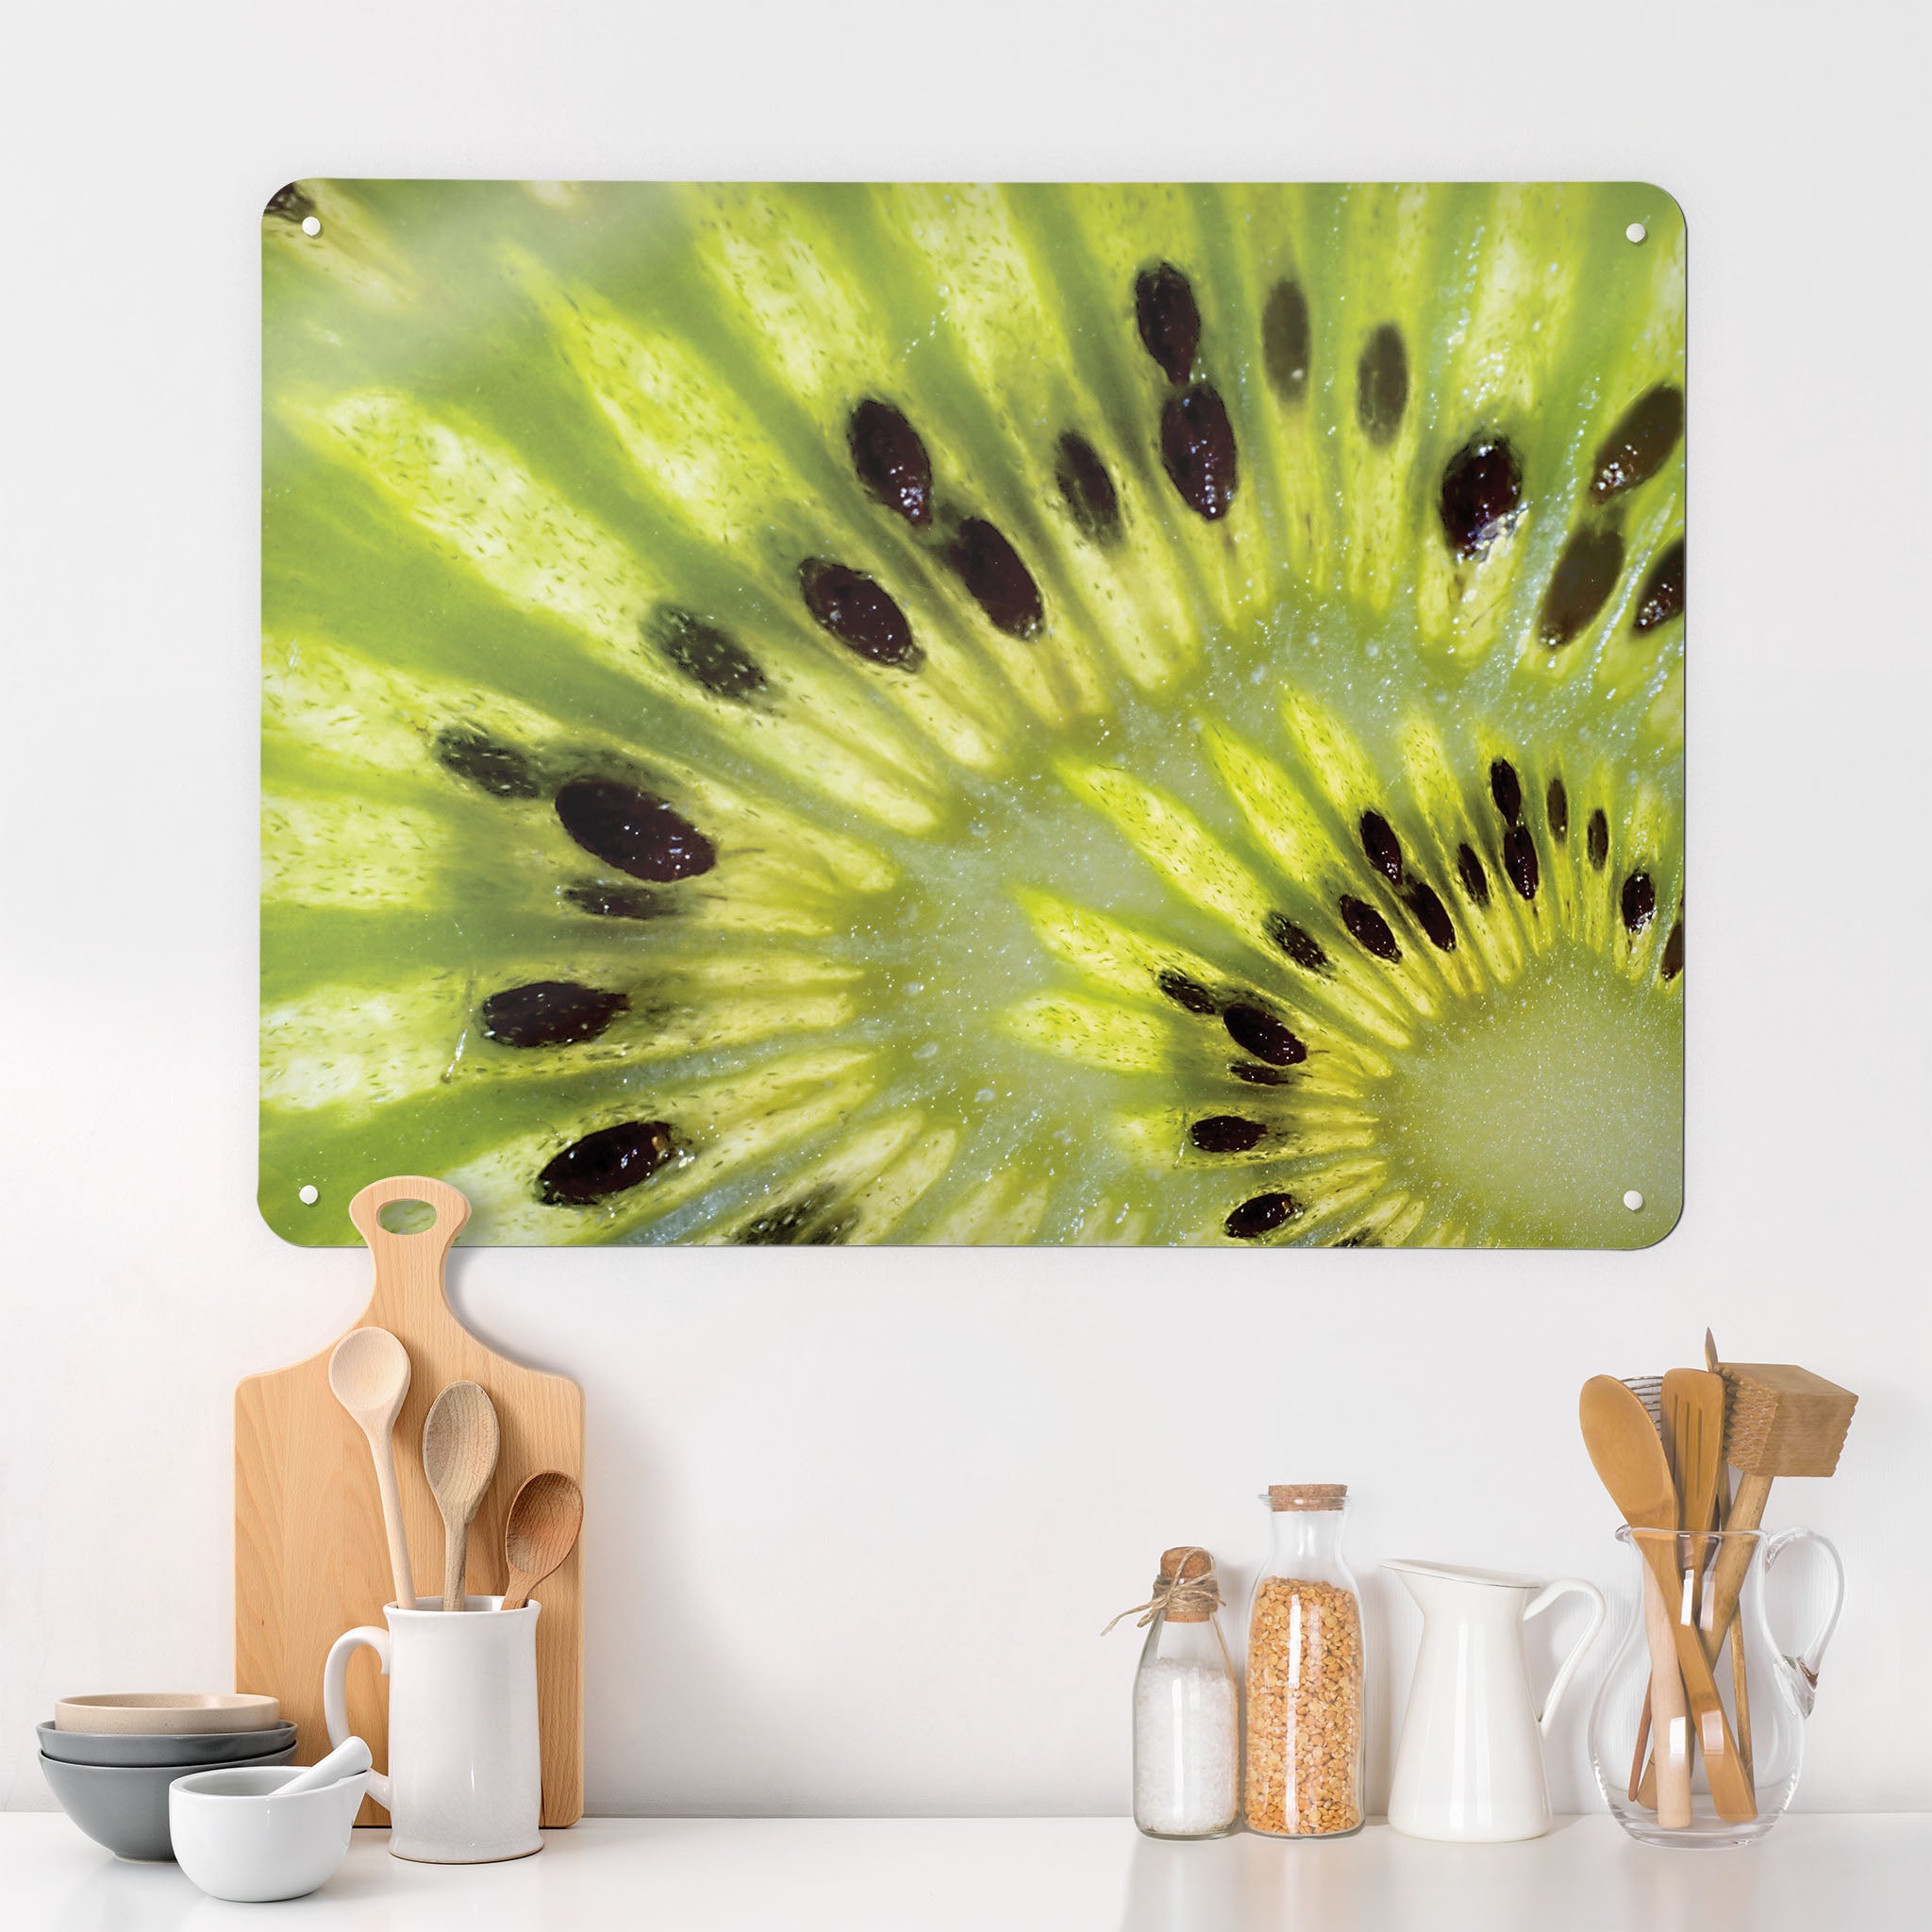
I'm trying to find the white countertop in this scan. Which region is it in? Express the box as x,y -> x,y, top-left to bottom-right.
4,1812 -> 1926,1930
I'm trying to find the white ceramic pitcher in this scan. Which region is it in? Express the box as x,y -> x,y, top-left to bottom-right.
1386,1560 -> 1605,1842
323,1596 -> 541,1863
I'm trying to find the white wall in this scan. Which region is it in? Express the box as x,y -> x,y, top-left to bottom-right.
3,0 -> 1928,1818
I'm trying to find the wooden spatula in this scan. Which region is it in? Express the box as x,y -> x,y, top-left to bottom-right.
1662,1368 -> 1725,1608
1579,1375 -> 1757,1824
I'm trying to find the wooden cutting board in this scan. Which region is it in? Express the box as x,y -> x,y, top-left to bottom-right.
236,1175 -> 583,1826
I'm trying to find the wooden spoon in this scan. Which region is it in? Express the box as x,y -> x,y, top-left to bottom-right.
327,1328 -> 415,1609
1580,1375 -> 1756,1824
423,1381 -> 500,1611
501,1471 -> 583,1611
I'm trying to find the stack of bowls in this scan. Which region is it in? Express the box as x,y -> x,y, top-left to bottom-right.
39,1694 -> 296,1861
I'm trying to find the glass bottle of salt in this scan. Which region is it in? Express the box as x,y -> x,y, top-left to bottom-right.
1109,1545 -> 1241,1840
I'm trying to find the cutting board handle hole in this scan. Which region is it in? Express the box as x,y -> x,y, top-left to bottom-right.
377,1197 -> 439,1236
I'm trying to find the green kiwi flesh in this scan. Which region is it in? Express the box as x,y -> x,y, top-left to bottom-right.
262,182 -> 1684,1248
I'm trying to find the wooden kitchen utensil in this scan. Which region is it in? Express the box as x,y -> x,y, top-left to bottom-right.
237,1176 -> 584,1826
1633,1366 -> 1728,1812
1706,1329 -> 1752,1778
1661,1369 -> 1725,1606
502,1472 -> 584,1612
1579,1375 -> 1756,1824
326,1328 -> 415,1610
1583,1377 -> 1691,1826
424,1381 -> 501,1612
1707,1355 -> 1857,1632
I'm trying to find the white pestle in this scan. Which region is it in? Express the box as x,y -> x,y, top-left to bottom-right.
274,1736 -> 373,1797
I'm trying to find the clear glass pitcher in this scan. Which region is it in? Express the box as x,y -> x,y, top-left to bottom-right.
1587,1526 -> 1843,1847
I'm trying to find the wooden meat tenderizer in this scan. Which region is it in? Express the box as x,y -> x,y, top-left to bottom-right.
1707,1354 -> 1857,1678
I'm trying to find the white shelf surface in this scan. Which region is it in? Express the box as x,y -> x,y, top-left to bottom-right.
4,1812 -> 1926,1929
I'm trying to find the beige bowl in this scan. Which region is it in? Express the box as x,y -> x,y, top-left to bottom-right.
55,1694 -> 281,1737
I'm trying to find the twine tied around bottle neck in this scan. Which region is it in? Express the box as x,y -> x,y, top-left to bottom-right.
1103,1546 -> 1224,1634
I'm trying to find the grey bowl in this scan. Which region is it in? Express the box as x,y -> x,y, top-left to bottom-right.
39,1720 -> 298,1767
40,1743 -> 297,1861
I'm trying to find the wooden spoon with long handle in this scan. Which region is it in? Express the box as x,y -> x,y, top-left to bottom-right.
502,1472 -> 584,1612
1580,1375 -> 1756,1825
327,1328 -> 415,1610
423,1381 -> 500,1612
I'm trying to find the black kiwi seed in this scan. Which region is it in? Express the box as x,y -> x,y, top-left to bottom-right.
848,399 -> 932,527
564,880 -> 673,921
1157,969 -> 1219,1014
1357,324 -> 1408,445
650,606 -> 768,704
265,182 -> 316,224
1404,880 -> 1457,951
1359,809 -> 1404,884
1634,537 -> 1685,633
1229,1063 -> 1291,1087
433,724 -> 541,799
1056,432 -> 1122,543
1225,1191 -> 1300,1240
1546,777 -> 1569,841
1261,280 -> 1311,403
1267,914 -> 1330,974
1223,1004 -> 1307,1066
1332,1230 -> 1379,1249
946,518 -> 1044,638
1590,384 -> 1684,504
480,981 -> 630,1049
1622,872 -> 1657,934
537,1121 -> 677,1206
1662,918 -> 1685,980
1439,436 -> 1524,558
1457,842 -> 1491,905
1159,383 -> 1239,521
1135,262 -> 1201,386
1540,527 -> 1624,647
555,776 -> 717,883
1587,809 -> 1609,871
1504,824 -> 1541,901
737,1187 -> 844,1245
1339,895 -> 1402,962
799,559 -> 922,668
1191,1115 -> 1268,1154
1490,758 -> 1524,824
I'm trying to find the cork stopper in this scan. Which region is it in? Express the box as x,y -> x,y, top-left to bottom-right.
1268,1483 -> 1348,1511
1157,1546 -> 1215,1621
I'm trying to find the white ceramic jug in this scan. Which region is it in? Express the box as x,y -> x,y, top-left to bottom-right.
323,1596 -> 541,1863
1386,1560 -> 1605,1842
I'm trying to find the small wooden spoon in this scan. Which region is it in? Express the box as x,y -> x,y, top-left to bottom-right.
423,1381 -> 500,1611
327,1328 -> 415,1609
1580,1374 -> 1756,1825
501,1471 -> 583,1611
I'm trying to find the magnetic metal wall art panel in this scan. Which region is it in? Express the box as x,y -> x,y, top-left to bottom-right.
262,182 -> 1684,1248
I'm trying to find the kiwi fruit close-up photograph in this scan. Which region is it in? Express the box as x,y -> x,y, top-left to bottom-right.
262,181 -> 1684,1251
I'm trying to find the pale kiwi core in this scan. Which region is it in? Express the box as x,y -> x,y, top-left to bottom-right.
1391,945 -> 1682,1246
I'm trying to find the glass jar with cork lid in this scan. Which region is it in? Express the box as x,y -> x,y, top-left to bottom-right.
1108,1545 -> 1241,1840
1244,1485 -> 1366,1839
